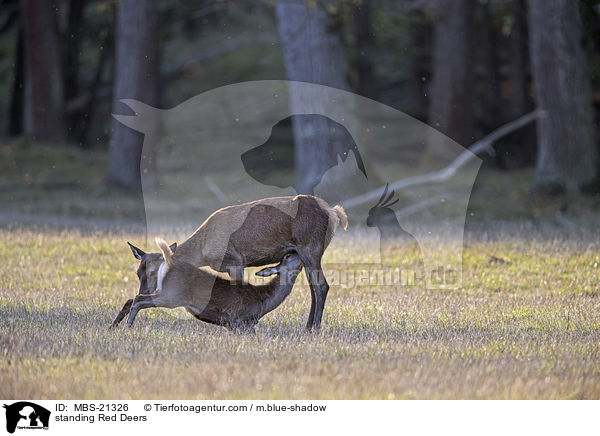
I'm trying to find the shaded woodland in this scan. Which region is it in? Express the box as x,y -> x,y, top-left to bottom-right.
1,0 -> 599,199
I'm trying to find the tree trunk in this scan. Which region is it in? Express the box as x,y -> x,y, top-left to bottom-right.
8,28 -> 23,136
275,0 -> 350,195
353,0 -> 374,98
78,29 -> 111,147
481,1 -> 500,122
406,11 -> 432,122
107,0 -> 159,189
21,0 -> 64,139
427,0 -> 475,158
64,0 -> 85,102
509,0 -> 530,120
496,0 -> 535,169
64,0 -> 86,139
527,0 -> 597,193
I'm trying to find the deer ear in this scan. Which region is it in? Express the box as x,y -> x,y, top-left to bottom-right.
255,265 -> 280,277
169,242 -> 177,252
127,242 -> 145,260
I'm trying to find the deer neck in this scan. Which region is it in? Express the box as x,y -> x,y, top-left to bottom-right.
173,226 -> 208,266
256,270 -> 300,316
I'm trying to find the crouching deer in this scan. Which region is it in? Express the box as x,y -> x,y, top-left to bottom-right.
116,239 -> 304,332
124,194 -> 347,330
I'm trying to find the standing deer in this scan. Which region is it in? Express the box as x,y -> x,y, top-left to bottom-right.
119,195 -> 347,330
114,239 -> 304,332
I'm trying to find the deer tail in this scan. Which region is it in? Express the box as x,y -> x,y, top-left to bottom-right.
155,237 -> 174,266
332,205 -> 348,231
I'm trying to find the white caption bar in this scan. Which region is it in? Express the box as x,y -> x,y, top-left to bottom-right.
0,400 -> 597,436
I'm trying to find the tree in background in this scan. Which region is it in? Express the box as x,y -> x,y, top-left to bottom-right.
63,0 -> 86,141
352,0 -> 374,98
4,0 -> 23,136
427,0 -> 475,158
275,0 -> 351,194
508,0 -> 531,123
21,0 -> 64,139
493,0 -> 536,169
63,0 -> 86,109
527,0 -> 597,193
405,8 -> 432,123
107,0 -> 159,189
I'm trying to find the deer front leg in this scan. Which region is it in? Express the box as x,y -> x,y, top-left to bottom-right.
109,298 -> 134,329
125,294 -> 158,328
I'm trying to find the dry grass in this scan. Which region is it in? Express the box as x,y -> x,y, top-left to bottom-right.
1,227 -> 599,399
1,140 -> 599,399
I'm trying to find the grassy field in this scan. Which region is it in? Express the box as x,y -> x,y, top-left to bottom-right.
1,140 -> 599,399
1,225 -> 599,399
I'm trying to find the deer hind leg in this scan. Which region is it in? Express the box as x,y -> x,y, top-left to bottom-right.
305,264 -> 329,330
217,251 -> 244,284
298,250 -> 329,331
109,298 -> 133,329
306,286 -> 317,330
227,266 -> 244,284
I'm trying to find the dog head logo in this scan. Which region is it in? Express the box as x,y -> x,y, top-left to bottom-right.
241,114 -> 367,195
3,402 -> 50,433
